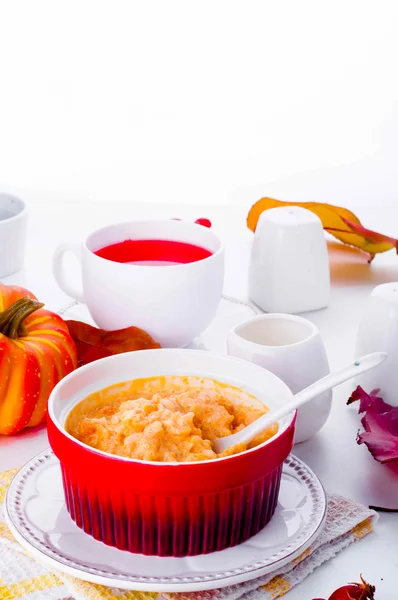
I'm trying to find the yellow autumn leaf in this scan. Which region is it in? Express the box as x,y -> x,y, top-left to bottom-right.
247,198 -> 398,261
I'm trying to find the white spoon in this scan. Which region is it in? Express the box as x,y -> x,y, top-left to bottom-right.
213,352 -> 387,454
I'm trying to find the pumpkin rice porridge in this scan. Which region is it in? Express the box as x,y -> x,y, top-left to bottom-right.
67,376 -> 277,462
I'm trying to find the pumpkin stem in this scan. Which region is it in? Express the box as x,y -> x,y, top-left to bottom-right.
0,299 -> 27,330
0,297 -> 44,339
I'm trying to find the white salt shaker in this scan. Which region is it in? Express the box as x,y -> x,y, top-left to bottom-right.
355,282 -> 398,406
249,206 -> 330,313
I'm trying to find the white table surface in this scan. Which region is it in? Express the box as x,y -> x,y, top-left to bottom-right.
0,200 -> 397,599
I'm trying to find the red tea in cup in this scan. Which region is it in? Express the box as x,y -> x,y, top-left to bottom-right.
94,240 -> 213,266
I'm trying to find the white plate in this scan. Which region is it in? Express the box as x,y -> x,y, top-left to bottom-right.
6,450 -> 327,593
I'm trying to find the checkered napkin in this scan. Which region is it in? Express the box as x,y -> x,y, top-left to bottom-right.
0,467 -> 377,600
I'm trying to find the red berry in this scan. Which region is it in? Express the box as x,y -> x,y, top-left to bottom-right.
195,218 -> 212,228
326,576 -> 375,600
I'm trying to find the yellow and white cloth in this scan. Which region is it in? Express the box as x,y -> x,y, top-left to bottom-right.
0,468 -> 377,600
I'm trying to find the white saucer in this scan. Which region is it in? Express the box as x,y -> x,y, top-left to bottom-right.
6,450 -> 327,592
57,295 -> 259,353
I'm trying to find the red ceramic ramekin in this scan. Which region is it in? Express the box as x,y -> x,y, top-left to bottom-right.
47,349 -> 296,557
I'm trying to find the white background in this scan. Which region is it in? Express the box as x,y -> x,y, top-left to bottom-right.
1,1 -> 398,210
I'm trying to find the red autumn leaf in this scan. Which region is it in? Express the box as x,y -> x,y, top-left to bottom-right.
65,320 -> 161,366
347,386 -> 391,413
347,386 -> 398,464
313,575 -> 376,599
341,217 -> 398,250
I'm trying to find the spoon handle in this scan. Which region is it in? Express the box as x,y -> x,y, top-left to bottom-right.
287,351 -> 386,412
216,352 -> 386,451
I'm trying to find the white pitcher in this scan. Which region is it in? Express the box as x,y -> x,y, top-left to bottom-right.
355,282 -> 398,406
227,313 -> 332,443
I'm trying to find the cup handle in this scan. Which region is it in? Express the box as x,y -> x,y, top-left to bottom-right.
53,242 -> 85,303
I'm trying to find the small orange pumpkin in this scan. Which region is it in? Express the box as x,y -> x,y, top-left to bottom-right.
0,283 -> 78,435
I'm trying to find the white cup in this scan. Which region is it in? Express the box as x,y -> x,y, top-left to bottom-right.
227,313 -> 332,443
53,219 -> 224,348
0,194 -> 28,278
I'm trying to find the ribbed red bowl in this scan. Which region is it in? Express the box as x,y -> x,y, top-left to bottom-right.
47,349 -> 296,557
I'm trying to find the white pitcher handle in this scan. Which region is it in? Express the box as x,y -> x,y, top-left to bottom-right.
53,242 -> 85,303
